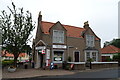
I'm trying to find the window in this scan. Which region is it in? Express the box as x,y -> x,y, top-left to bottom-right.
53,30 -> 64,43
53,51 -> 63,63
86,35 -> 94,47
85,51 -> 98,62
92,52 -> 97,61
86,52 -> 90,60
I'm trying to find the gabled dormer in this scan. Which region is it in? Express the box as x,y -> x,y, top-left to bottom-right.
83,21 -> 100,48
49,21 -> 67,44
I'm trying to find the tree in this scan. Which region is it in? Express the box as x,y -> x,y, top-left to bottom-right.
113,53 -> 120,61
110,39 -> 120,48
103,39 -> 120,48
0,2 -> 35,67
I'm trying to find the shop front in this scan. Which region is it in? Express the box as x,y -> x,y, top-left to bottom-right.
35,45 -> 66,69
51,45 -> 67,68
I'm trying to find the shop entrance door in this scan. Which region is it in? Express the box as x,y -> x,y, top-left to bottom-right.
40,53 -> 44,68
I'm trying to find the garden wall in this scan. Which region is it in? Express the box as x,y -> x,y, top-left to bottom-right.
68,62 -> 118,70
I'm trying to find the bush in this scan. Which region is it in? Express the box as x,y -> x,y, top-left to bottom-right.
113,53 -> 120,61
2,60 -> 14,67
106,57 -> 112,62
87,58 -> 94,62
65,64 -> 70,70
68,56 -> 72,62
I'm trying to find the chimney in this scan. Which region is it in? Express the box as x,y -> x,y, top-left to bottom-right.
38,11 -> 42,21
83,21 -> 89,29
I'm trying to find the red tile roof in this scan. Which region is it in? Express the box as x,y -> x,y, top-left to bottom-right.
2,50 -> 27,57
101,45 -> 120,54
41,21 -> 100,40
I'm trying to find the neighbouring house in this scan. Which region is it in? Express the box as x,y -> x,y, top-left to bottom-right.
101,45 -> 120,62
2,50 -> 29,61
32,12 -> 101,69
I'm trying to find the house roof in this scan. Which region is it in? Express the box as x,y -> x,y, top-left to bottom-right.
2,50 -> 27,57
40,21 -> 100,40
101,45 -> 120,54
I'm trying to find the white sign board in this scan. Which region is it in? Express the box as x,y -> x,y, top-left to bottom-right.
46,60 -> 48,66
46,49 -> 50,59
36,46 -> 46,50
53,45 -> 67,49
55,57 -> 62,61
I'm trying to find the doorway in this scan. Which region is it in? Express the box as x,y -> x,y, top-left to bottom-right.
40,53 -> 44,68
38,50 -> 44,68
74,51 -> 80,62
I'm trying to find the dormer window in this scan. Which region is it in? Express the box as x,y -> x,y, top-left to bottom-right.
86,35 -> 95,47
53,30 -> 64,43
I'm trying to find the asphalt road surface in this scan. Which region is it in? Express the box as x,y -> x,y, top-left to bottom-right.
2,68 -> 120,80
46,68 -> 119,78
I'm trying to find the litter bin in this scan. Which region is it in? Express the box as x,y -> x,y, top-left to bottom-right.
54,64 -> 58,69
31,62 -> 34,68
24,63 -> 28,69
62,61 -> 67,69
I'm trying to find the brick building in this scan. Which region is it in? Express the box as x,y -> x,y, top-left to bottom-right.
32,12 -> 101,68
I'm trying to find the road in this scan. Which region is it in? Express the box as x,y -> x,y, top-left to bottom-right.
46,68 -> 119,78
2,68 -> 120,80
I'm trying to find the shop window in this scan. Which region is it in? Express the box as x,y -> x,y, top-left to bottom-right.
53,51 -> 63,63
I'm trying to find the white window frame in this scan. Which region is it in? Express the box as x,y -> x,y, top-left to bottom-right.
73,51 -> 80,62
53,30 -> 64,43
86,35 -> 95,47
85,50 -> 98,62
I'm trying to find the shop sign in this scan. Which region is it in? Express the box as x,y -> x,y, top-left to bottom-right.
36,46 -> 46,50
38,50 -> 42,53
42,50 -> 45,54
54,57 -> 62,61
53,45 -> 67,49
46,49 -> 50,59
46,59 -> 50,66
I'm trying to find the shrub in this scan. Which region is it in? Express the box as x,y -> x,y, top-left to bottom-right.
68,56 -> 72,62
2,60 -> 14,66
113,53 -> 120,61
87,58 -> 94,62
106,57 -> 112,62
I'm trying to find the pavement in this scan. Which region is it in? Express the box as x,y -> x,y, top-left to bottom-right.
2,65 -> 119,79
2,67 -> 75,79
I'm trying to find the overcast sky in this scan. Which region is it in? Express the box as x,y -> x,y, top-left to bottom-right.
0,0 -> 119,48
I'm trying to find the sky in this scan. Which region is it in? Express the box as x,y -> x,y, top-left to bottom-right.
0,0 -> 119,48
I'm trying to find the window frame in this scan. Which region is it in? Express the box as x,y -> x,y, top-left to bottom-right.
53,30 -> 64,44
85,51 -> 98,62
52,50 -> 64,63
86,35 -> 95,47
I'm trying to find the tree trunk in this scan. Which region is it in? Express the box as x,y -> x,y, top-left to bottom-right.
13,54 -> 19,67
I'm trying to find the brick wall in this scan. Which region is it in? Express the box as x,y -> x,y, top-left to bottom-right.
68,62 -> 118,70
